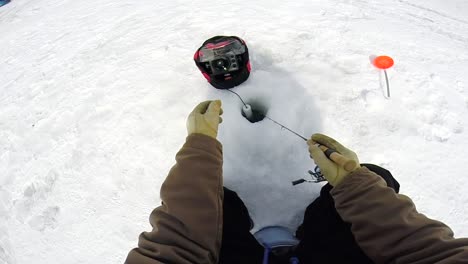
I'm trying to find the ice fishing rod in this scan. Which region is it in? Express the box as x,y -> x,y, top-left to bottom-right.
263,115 -> 308,141
226,89 -> 357,172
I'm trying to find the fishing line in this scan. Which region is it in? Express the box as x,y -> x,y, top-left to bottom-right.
225,89 -> 308,141
226,89 -> 248,107
225,89 -> 335,185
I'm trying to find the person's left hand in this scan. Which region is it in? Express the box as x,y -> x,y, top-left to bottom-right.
187,100 -> 223,139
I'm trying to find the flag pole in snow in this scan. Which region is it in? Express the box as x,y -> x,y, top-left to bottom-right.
372,55 -> 394,98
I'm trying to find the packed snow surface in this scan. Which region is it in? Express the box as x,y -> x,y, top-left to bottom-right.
1,0 -> 468,263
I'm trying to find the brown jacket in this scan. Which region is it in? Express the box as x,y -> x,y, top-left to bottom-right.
126,135 -> 468,264
125,134 -> 223,264
332,167 -> 468,263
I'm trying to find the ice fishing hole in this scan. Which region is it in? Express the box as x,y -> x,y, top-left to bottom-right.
241,100 -> 268,123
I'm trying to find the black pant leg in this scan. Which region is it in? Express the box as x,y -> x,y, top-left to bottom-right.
294,164 -> 400,264
218,187 -> 264,264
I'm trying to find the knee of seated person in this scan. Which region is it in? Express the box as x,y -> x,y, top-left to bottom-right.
361,163 -> 400,193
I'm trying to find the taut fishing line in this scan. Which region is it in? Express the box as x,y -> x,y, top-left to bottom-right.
226,89 -> 308,141
225,89 -> 326,185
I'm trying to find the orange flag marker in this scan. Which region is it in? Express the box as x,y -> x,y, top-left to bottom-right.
372,55 -> 394,98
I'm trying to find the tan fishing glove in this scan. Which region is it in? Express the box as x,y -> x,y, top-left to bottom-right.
307,133 -> 361,186
187,100 -> 223,139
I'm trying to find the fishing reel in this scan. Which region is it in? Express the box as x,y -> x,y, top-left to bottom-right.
292,166 -> 326,186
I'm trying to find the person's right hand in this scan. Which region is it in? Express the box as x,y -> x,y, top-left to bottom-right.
307,133 -> 361,186
187,100 -> 223,139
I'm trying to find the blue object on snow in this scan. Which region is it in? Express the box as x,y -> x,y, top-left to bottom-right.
255,226 -> 300,264
0,0 -> 11,7
255,226 -> 300,249
289,257 -> 300,264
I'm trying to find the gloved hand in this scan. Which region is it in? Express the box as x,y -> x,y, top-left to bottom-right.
307,133 -> 361,186
187,100 -> 223,139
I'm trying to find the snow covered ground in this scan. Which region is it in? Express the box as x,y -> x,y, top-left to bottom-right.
1,0 -> 467,263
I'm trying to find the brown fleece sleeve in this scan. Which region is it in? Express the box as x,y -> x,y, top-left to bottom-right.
125,134 -> 223,264
331,167 -> 468,264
